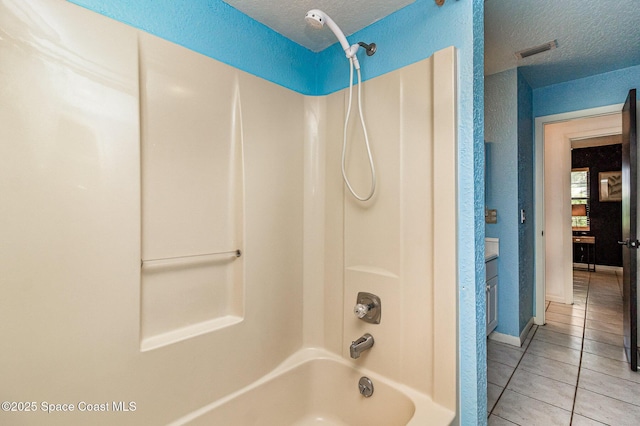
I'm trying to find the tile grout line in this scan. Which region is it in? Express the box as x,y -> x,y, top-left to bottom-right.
569,271 -> 591,425
487,326 -> 539,420
574,271 -> 640,421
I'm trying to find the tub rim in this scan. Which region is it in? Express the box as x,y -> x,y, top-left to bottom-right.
169,348 -> 455,426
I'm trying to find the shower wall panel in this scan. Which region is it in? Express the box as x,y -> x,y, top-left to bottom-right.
2,1 -> 304,423
139,32 -> 245,350
322,48 -> 457,410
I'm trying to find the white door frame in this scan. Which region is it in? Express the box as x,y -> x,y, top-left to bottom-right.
534,104 -> 624,324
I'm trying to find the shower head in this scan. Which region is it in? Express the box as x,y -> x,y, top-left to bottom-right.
304,10 -> 325,30
305,9 -> 351,54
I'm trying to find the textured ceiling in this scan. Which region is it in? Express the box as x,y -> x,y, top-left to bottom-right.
221,0 -> 640,88
222,0 -> 415,52
485,0 -> 640,88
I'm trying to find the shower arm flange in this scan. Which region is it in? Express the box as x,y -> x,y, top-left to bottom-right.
357,42 -> 377,56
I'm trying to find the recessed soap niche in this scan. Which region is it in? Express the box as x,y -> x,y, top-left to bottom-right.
139,33 -> 244,351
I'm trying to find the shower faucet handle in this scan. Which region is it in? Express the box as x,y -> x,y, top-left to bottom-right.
354,303 -> 371,319
353,292 -> 381,324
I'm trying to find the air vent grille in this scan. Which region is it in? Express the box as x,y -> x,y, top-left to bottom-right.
515,40 -> 558,60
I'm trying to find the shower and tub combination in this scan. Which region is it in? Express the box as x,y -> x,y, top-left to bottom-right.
172,10 -> 459,425
3,1 -> 458,425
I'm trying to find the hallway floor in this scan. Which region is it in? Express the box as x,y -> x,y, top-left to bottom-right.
487,270 -> 640,425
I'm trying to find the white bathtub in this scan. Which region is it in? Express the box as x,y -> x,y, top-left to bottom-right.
171,349 -> 455,426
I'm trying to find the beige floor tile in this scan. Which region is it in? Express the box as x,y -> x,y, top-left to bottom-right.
584,328 -> 625,346
574,296 -> 588,304
491,271 -> 635,425
488,415 -> 518,425
586,319 -> 623,335
527,339 -> 582,366
571,414 -> 607,425
550,300 -> 586,309
586,303 -> 622,316
574,291 -> 588,299
517,351 -> 579,385
546,303 -> 586,318
588,288 -> 621,298
487,382 -> 503,412
506,368 -> 576,411
582,338 -> 627,362
581,352 -> 640,384
572,298 -> 587,309
533,327 -> 583,350
586,310 -> 623,325
488,359 -> 516,388
578,368 -> 640,407
542,320 -> 584,338
545,311 -> 585,327
488,341 -> 525,367
493,389 -> 572,426
588,298 -> 623,310
574,387 -> 640,425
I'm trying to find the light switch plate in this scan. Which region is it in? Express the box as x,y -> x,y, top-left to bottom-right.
485,209 -> 497,224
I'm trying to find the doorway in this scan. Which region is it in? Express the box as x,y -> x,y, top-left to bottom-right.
534,104 -> 624,324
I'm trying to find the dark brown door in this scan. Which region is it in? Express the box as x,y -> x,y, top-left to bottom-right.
621,88 -> 638,371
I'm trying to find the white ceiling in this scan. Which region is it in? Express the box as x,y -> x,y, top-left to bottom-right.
485,0 -> 640,88
222,0 -> 640,89
222,0 -> 415,52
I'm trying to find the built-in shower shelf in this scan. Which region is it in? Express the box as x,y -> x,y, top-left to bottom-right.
138,31 -> 245,353
140,315 -> 243,352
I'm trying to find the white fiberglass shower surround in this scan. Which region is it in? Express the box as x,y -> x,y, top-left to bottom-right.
1,1 -> 458,425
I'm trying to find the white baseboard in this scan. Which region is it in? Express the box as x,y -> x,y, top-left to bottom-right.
520,317 -> 535,343
488,331 -> 520,347
488,317 -> 534,348
573,263 -> 622,274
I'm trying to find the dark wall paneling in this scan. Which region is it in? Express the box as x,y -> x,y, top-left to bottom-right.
572,144 -> 622,267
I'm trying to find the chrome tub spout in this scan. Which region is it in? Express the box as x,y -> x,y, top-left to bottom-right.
350,333 -> 374,359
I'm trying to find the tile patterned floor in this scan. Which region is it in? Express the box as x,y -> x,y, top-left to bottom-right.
487,270 -> 640,425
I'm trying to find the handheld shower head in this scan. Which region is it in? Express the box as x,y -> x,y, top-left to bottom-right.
304,10 -> 325,29
304,9 -> 350,54
304,9 -> 377,201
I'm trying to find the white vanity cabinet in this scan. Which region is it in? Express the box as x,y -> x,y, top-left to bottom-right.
486,258 -> 498,336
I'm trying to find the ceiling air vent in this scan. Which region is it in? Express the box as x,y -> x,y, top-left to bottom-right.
515,40 -> 558,60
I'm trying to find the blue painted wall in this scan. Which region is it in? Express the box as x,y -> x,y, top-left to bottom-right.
68,0 -> 318,94
485,68 -> 535,339
534,64 -> 640,117
68,0 -> 486,423
517,70 -> 535,332
485,69 -> 521,337
471,2 -> 487,424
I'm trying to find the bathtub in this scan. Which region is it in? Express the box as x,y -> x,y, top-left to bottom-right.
171,349 -> 455,426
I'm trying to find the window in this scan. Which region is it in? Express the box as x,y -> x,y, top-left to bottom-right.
571,168 -> 590,231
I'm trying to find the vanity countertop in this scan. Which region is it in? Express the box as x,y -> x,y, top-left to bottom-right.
485,237 -> 499,262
